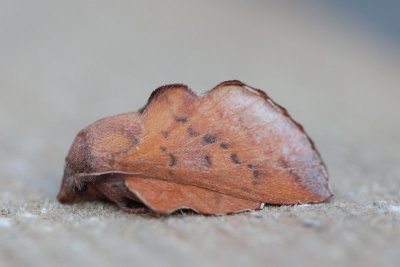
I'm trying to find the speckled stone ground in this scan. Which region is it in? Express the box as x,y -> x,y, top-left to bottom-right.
1,1 -> 399,267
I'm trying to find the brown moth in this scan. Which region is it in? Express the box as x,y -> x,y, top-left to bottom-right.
57,80 -> 333,215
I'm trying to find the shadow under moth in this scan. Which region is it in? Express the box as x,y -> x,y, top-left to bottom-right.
57,80 -> 333,215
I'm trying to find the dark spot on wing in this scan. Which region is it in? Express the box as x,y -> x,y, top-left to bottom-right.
203,134 -> 217,144
161,131 -> 169,138
203,154 -> 212,167
230,153 -> 241,164
132,136 -> 140,145
220,143 -> 229,149
278,158 -> 290,168
175,116 -> 188,123
187,127 -> 200,137
247,164 -> 254,169
168,154 -> 177,167
160,146 -> 167,152
253,170 -> 261,178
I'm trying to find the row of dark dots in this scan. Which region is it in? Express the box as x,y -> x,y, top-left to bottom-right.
160,117 -> 263,179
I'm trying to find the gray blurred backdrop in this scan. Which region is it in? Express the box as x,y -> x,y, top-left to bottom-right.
1,1 -> 399,267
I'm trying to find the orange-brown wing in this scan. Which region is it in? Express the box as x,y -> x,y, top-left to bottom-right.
124,175 -> 262,215
115,81 -> 332,204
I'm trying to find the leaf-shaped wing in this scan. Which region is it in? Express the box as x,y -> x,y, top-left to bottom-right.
112,81 -> 332,205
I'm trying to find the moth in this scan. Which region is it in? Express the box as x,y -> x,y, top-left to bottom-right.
57,80 -> 333,215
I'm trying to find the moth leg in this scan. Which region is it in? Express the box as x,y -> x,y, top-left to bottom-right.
93,175 -> 150,214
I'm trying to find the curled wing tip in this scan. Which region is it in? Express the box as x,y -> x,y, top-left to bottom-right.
139,83 -> 196,113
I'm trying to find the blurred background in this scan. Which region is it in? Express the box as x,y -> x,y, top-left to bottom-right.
1,1 -> 399,267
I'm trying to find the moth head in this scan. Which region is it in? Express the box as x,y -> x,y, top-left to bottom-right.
57,112 -> 142,203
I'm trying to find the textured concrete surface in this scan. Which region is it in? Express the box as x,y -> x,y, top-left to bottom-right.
1,1 -> 399,267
